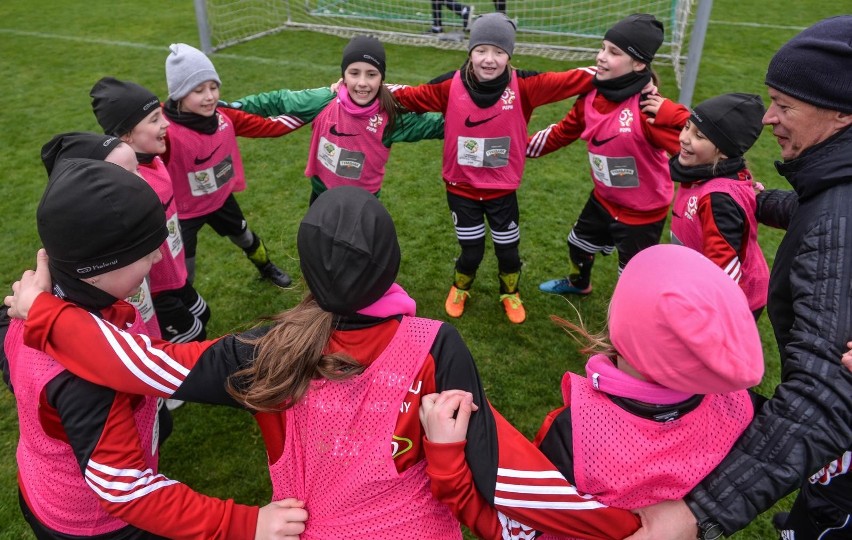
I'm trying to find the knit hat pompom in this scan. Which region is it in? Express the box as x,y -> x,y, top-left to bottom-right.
609,244 -> 764,395
90,77 -> 160,137
604,13 -> 664,64
341,35 -> 386,79
468,13 -> 517,57
166,43 -> 221,101
297,186 -> 400,315
765,15 -> 852,114
690,93 -> 766,158
41,132 -> 124,176
38,159 -> 167,278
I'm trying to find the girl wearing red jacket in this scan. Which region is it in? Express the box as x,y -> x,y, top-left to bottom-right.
647,92 -> 770,318
163,43 -> 301,289
393,13 -> 599,324
4,158 -> 306,539
8,186 -> 641,540
528,14 -> 681,297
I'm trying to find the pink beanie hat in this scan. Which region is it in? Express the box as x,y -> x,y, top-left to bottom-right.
609,244 -> 764,394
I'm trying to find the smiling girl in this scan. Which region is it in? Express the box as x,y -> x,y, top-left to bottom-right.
163,43 -> 309,288
528,14 -> 681,299
4,158 -> 308,539
392,13 -> 599,324
665,93 -> 770,318
232,35 -> 445,204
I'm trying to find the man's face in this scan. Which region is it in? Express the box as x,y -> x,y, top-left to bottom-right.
763,88 -> 842,161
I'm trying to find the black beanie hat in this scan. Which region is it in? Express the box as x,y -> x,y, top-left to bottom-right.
297,186 -> 400,315
41,132 -> 123,176
91,77 -> 161,136
341,35 -> 386,79
38,159 -> 167,278
690,93 -> 766,158
765,15 -> 852,114
604,13 -> 664,64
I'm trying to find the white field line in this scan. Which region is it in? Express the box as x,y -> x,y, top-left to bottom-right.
1,17 -> 808,63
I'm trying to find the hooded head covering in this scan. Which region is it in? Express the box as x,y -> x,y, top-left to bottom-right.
165,43 -> 221,101
41,132 -> 124,175
341,35 -> 387,79
297,186 -> 400,315
690,93 -> 766,158
608,244 -> 763,394
38,158 -> 167,280
604,13 -> 664,64
468,13 -> 517,57
90,77 -> 160,136
764,15 -> 852,114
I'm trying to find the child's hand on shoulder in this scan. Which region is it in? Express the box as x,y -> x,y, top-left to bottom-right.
420,390 -> 479,444
640,94 -> 665,124
330,78 -> 343,93
5,249 -> 52,319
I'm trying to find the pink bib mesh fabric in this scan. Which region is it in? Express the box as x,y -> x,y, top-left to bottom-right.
165,110 -> 245,219
8,310 -> 160,535
269,316 -> 461,539
442,70 -> 526,190
581,91 -> 672,212
567,371 -> 753,509
139,156 -> 187,293
306,97 -> 390,194
671,176 -> 769,311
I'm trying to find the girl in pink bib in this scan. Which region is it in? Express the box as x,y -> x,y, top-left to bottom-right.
529,14 -> 682,298
661,93 -> 770,318
422,244 -> 764,536
393,13 -> 600,324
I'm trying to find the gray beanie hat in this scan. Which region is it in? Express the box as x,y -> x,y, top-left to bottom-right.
165,43 -> 221,101
764,15 -> 852,114
468,13 -> 517,57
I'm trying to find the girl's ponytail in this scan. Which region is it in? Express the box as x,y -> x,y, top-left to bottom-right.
227,294 -> 364,412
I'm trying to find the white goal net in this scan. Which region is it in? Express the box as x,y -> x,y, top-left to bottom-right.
195,0 -> 701,88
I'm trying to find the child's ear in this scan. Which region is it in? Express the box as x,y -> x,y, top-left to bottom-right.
120,133 -> 133,144
632,59 -> 648,73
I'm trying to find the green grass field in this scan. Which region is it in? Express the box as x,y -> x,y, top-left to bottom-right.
0,0 -> 846,538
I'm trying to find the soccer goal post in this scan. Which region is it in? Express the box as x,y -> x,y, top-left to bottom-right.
195,0 -> 711,105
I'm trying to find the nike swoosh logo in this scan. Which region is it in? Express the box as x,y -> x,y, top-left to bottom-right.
194,144 -> 221,165
464,114 -> 499,128
329,124 -> 357,137
591,134 -> 618,146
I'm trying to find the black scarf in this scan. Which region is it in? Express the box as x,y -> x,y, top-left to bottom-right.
669,154 -> 746,184
136,152 -> 157,165
163,99 -> 219,135
49,263 -> 118,313
593,69 -> 652,103
459,61 -> 512,108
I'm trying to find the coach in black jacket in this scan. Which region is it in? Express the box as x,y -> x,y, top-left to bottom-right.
625,15 -> 852,540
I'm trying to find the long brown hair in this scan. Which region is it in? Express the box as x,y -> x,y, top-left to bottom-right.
549,302 -> 617,358
226,294 -> 365,412
378,84 -> 405,134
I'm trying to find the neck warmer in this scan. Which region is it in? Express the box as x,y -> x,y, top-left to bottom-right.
669,155 -> 746,184
593,70 -> 651,103
460,61 -> 511,108
337,85 -> 381,119
49,263 -> 118,313
135,152 -> 157,165
163,99 -> 219,135
356,283 -> 416,318
586,354 -> 695,405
